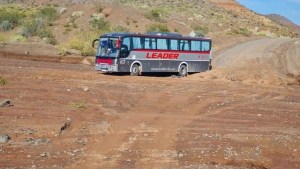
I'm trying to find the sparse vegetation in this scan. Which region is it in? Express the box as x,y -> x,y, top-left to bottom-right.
70,101 -> 87,110
68,31 -> 102,56
0,76 -> 7,86
145,9 -> 166,22
17,6 -> 57,44
146,23 -> 169,32
0,21 -> 13,32
0,6 -> 24,29
111,25 -> 129,32
37,6 -> 58,21
193,25 -> 209,37
229,28 -> 252,37
90,18 -> 110,31
64,17 -> 78,34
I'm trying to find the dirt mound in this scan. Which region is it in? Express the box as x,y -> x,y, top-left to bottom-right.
197,38 -> 300,85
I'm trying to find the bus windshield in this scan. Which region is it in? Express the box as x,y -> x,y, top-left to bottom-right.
97,37 -> 119,57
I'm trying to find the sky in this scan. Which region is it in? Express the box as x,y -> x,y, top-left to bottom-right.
236,0 -> 300,26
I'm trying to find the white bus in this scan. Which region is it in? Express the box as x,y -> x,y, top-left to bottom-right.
93,32 -> 212,76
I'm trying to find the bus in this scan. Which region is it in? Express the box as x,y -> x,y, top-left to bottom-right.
92,32 -> 212,76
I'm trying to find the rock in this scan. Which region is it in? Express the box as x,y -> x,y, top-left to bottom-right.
25,51 -> 29,55
92,13 -> 105,20
59,7 -> 67,14
83,86 -> 89,92
67,89 -> 71,92
72,11 -> 84,18
0,134 -> 10,143
26,138 -> 52,146
40,153 -> 47,157
0,99 -> 11,107
59,121 -> 71,135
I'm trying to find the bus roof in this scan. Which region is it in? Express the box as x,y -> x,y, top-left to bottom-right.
100,32 -> 211,40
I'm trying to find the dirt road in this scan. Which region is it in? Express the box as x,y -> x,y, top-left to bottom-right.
211,38 -> 300,85
0,38 -> 300,169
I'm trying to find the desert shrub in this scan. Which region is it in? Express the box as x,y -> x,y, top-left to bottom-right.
229,28 -> 252,37
193,25 -> 208,37
19,18 -> 45,37
20,18 -> 56,44
70,101 -> 86,109
0,76 -> 7,86
64,17 -> 78,34
10,35 -> 26,42
111,25 -> 129,32
37,6 -> 58,21
93,2 -> 104,13
57,44 -> 69,56
68,31 -> 102,56
0,7 -> 24,27
0,34 -> 6,42
0,21 -> 13,31
90,18 -> 110,31
146,23 -> 169,32
145,9 -> 165,22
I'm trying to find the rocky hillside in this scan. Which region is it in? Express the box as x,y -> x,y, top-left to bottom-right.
266,14 -> 300,36
0,0 -> 298,56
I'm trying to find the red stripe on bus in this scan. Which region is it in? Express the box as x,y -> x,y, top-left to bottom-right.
97,58 -> 113,64
133,49 -> 210,54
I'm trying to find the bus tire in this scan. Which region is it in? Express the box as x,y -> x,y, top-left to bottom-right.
131,64 -> 141,76
179,64 -> 188,77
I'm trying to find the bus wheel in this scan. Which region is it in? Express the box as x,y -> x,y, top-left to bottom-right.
131,64 -> 141,76
179,64 -> 188,77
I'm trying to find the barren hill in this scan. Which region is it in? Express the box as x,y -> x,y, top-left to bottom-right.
0,0 -> 299,57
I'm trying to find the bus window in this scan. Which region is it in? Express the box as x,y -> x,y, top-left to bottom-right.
145,38 -> 156,49
122,37 -> 131,50
157,38 -> 168,50
169,39 -> 179,50
132,37 -> 144,49
121,37 -> 131,58
180,40 -> 190,51
191,40 -> 201,51
202,41 -> 210,51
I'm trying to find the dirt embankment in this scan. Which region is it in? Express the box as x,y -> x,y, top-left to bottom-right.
0,38 -> 300,169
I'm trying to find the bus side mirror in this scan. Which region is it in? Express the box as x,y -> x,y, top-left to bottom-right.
92,39 -> 99,49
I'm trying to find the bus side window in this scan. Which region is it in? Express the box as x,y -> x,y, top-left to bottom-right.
169,39 -> 179,50
157,38 -> 168,50
202,41 -> 210,51
132,37 -> 144,49
180,40 -> 190,51
121,37 -> 131,58
191,40 -> 201,51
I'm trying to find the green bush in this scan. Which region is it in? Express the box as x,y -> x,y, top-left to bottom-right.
68,31 -> 102,56
20,18 -> 45,37
90,18 -> 110,31
145,9 -> 165,22
0,21 -> 13,31
0,76 -> 7,86
37,6 -> 58,21
20,18 -> 56,44
146,23 -> 169,32
229,28 -> 252,37
0,7 -> 24,27
10,35 -> 26,42
193,26 -> 209,37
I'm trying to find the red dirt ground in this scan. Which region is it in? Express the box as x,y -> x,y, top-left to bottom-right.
0,38 -> 300,169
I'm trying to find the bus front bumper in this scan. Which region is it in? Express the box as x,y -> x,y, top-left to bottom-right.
95,64 -> 118,72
